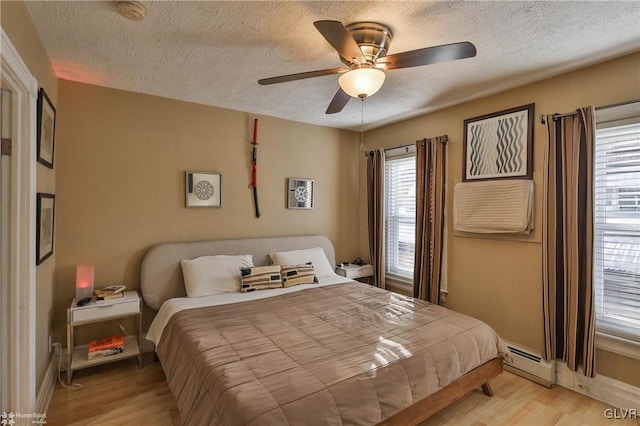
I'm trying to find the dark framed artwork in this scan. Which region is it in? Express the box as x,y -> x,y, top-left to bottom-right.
37,88 -> 56,169
463,103 -> 534,181
185,171 -> 222,207
36,193 -> 55,265
287,178 -> 314,209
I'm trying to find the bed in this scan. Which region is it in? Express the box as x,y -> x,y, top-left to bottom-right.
142,235 -> 509,425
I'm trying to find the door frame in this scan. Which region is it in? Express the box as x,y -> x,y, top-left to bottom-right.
0,27 -> 38,415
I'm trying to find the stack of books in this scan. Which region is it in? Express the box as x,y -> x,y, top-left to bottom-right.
87,335 -> 125,360
94,285 -> 126,301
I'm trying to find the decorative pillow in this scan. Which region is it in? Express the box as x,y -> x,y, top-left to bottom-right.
281,263 -> 318,288
240,265 -> 283,293
269,247 -> 335,278
180,254 -> 253,297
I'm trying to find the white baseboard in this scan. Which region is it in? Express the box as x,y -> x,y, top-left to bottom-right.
34,353 -> 56,415
556,361 -> 640,410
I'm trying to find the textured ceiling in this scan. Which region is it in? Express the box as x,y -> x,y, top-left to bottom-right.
25,1 -> 640,131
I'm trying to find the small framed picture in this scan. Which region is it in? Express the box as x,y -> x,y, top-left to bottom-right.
37,88 -> 56,169
287,178 -> 314,209
185,171 -> 222,208
463,103 -> 534,181
36,193 -> 55,265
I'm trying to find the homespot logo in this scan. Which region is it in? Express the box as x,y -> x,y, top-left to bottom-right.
0,412 -> 14,425
0,412 -> 47,424
604,408 -> 638,419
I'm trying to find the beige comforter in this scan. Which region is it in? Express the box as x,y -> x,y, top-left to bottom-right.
157,282 -> 509,425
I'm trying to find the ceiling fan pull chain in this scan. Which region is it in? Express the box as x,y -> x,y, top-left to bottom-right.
360,98 -> 366,152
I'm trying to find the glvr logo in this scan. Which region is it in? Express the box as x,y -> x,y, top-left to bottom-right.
604,408 -> 638,419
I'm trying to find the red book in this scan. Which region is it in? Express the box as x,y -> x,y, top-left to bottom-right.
88,335 -> 125,359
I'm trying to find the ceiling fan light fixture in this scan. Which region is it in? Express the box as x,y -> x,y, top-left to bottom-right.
116,1 -> 146,21
338,68 -> 385,99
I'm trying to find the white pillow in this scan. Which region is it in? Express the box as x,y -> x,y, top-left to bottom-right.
180,254 -> 253,297
269,247 -> 335,278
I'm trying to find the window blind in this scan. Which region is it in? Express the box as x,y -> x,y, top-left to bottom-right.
385,154 -> 416,279
594,121 -> 640,341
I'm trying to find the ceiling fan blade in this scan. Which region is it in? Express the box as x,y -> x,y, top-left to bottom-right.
258,67 -> 346,85
326,88 -> 351,114
382,41 -> 477,70
314,20 -> 366,64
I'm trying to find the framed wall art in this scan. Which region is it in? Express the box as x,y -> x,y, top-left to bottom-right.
185,171 -> 222,208
36,193 -> 55,265
37,88 -> 56,169
287,178 -> 314,209
463,103 -> 534,181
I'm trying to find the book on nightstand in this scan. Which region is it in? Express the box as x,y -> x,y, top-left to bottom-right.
95,285 -> 126,301
88,335 -> 125,360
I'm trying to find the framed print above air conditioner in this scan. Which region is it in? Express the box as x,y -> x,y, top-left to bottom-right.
287,178 -> 314,209
463,103 -> 534,181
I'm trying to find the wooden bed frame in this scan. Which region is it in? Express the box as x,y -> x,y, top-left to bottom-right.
379,358 -> 502,425
141,235 -> 503,425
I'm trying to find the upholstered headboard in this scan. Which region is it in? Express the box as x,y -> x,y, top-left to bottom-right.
140,235 -> 336,310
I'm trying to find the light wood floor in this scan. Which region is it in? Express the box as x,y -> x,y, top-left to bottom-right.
46,353 -> 637,426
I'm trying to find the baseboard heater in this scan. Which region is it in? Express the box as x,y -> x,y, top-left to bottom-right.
503,342 -> 556,388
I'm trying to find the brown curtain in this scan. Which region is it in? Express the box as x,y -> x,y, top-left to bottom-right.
367,149 -> 385,289
413,136 -> 447,303
543,106 -> 596,377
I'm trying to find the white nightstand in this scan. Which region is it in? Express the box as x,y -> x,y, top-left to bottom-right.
336,264 -> 374,282
66,290 -> 142,384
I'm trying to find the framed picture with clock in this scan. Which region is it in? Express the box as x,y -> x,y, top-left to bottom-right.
185,171 -> 222,208
287,178 -> 314,210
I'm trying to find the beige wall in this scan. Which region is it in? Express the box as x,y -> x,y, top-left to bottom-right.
4,0 -> 638,396
359,52 -> 640,386
1,0 -> 58,395
53,80 -> 361,344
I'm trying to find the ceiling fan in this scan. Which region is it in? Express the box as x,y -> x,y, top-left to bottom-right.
258,20 -> 477,114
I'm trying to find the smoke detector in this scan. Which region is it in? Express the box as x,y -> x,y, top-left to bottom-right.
116,1 -> 146,21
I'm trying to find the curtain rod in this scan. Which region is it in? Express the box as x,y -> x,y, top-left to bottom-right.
382,136 -> 448,152
384,143 -> 415,152
366,136 -> 448,157
418,135 -> 449,144
539,99 -> 639,124
365,144 -> 414,158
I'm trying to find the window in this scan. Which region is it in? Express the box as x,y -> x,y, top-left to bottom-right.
594,104 -> 640,343
385,149 -> 416,280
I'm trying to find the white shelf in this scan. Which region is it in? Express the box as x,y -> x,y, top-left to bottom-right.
336,264 -> 374,279
70,291 -> 140,324
71,335 -> 140,370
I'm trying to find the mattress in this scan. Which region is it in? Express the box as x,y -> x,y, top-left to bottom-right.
149,277 -> 510,425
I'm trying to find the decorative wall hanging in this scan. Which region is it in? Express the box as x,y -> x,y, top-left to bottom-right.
36,193 -> 55,265
37,88 -> 56,168
463,103 -> 534,181
287,178 -> 314,209
185,171 -> 222,208
249,118 -> 260,218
